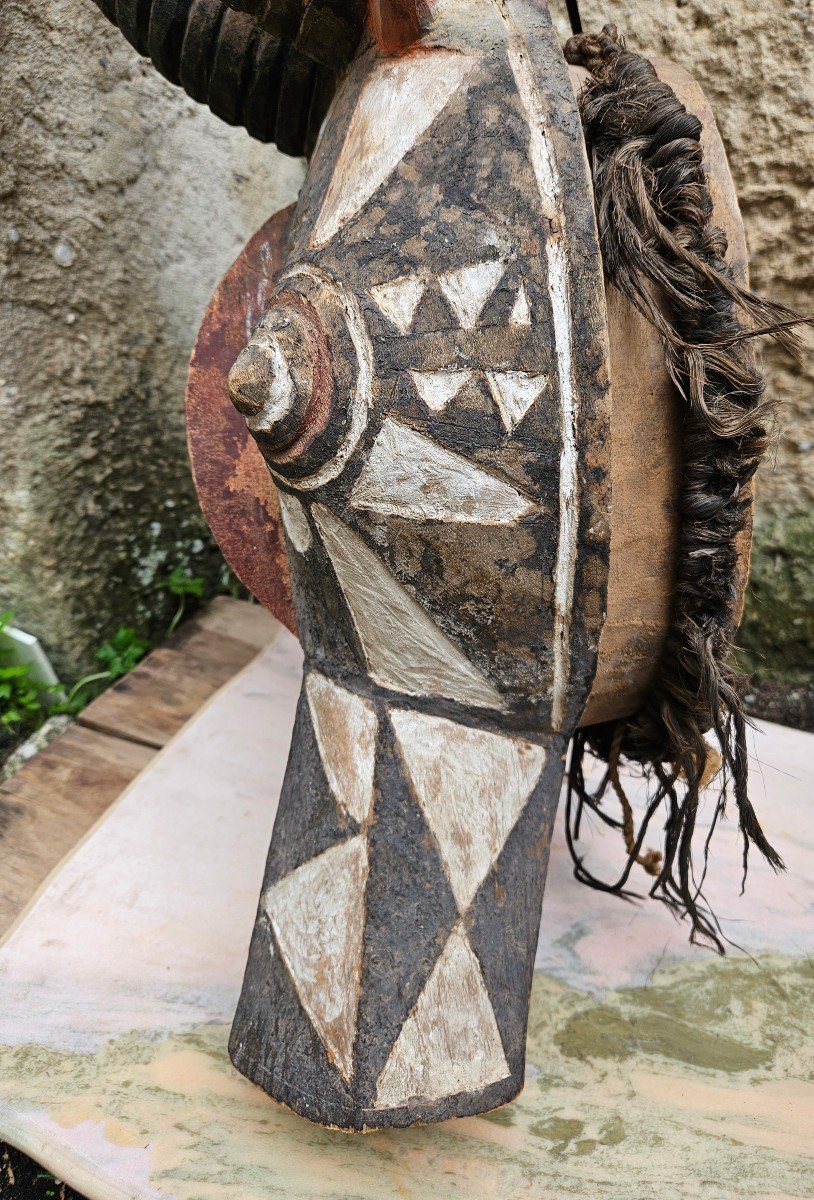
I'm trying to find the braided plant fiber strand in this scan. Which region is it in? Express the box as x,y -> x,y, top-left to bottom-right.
564,25 -> 810,950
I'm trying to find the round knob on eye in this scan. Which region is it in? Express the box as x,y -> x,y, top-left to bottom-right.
228,306 -> 316,453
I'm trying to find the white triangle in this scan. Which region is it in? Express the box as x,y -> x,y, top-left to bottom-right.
486,370 -> 547,432
370,276 -> 426,334
350,419 -> 535,524
409,369 -> 471,413
373,924 -> 510,1108
312,504 -> 505,711
311,52 -> 476,247
438,260 -> 505,330
509,282 -> 531,326
277,490 -> 312,554
264,837 -> 368,1083
390,709 -> 545,912
306,672 -> 378,824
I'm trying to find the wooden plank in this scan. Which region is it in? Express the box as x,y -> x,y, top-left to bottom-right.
0,725 -> 152,934
193,596 -> 280,651
76,599 -> 279,749
0,598 -> 279,937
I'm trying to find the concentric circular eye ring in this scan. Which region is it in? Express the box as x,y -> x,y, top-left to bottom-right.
229,263 -> 374,491
229,292 -> 333,458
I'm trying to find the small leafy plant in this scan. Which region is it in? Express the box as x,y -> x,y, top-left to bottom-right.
96,626 -> 151,680
0,611 -> 55,736
160,566 -> 205,636
1,563 -> 212,763
63,627 -> 150,712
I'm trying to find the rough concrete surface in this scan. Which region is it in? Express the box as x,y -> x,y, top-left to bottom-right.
0,0 -> 811,686
0,0 -> 304,677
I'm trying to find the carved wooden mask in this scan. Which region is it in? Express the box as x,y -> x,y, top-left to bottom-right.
226,0 -> 613,1130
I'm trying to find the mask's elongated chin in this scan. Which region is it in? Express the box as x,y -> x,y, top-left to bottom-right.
229,665 -> 564,1130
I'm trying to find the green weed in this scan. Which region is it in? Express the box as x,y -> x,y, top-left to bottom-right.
161,566 -> 206,637
62,627 -> 150,712
0,611 -> 58,736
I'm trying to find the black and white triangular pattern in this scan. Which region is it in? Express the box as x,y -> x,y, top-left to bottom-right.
390,708 -> 545,912
264,836 -> 368,1083
373,923 -> 510,1108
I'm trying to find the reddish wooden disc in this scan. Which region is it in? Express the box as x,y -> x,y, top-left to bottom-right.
186,205 -> 296,634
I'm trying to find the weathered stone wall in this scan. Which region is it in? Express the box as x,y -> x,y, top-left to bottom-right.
1,0 -> 810,689
0,0 -> 304,677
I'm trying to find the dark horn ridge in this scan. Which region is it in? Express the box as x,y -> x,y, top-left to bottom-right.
90,0 -> 364,155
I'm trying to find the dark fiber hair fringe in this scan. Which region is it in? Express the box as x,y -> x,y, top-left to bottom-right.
564,25 -> 809,950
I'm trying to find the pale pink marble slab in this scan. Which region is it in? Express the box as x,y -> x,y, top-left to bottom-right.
0,629 -> 811,1200
539,716 -> 814,989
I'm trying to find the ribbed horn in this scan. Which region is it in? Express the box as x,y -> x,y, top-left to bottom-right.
89,0 -> 366,155
226,1 -> 364,67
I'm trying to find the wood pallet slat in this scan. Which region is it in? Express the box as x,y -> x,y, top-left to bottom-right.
0,598 -> 278,936
0,726 -> 152,933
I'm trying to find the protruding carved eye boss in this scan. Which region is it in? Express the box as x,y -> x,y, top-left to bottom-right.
229,291 -> 332,461
228,266 -> 373,491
